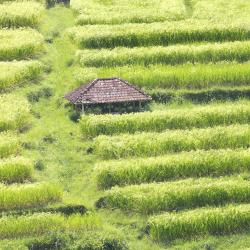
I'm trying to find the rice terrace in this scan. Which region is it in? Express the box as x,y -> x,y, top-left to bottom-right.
1,0 -> 250,249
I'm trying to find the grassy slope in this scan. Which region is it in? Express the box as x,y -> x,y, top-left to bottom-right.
2,5 -> 250,250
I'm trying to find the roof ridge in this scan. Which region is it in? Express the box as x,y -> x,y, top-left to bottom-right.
118,77 -> 152,99
75,78 -> 98,103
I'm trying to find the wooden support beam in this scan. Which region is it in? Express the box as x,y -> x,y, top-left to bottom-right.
82,103 -> 85,114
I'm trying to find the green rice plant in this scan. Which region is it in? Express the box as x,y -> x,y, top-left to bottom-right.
0,157 -> 33,184
96,149 -> 250,189
192,0 -> 250,22
0,0 -> 45,3
0,132 -> 20,159
0,2 -> 44,28
77,41 -> 250,68
0,61 -> 43,91
0,29 -> 44,61
0,182 -> 62,211
74,62 -> 250,90
0,94 -> 30,132
67,20 -> 250,49
72,0 -> 186,25
147,204 -> 250,242
147,86 -> 250,103
0,212 -> 100,239
81,101 -> 250,137
97,177 -> 250,214
93,124 -> 250,159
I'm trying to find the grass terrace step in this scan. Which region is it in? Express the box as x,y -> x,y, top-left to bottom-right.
147,86 -> 250,103
0,29 -> 44,61
0,132 -> 20,159
75,62 -> 250,90
97,177 -> 250,214
96,149 -> 250,189
0,61 -> 43,91
72,0 -> 186,24
93,124 -> 250,159
68,20 -> 250,49
0,94 -> 30,132
77,41 -> 250,68
0,182 -> 62,211
81,101 -> 250,137
0,157 -> 33,184
0,2 -> 44,28
0,212 -> 100,239
147,204 -> 250,242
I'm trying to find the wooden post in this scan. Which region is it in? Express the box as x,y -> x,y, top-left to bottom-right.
108,103 -> 111,113
82,103 -> 85,114
139,101 -> 142,111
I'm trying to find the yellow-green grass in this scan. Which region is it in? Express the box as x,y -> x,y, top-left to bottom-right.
96,149 -> 250,189
192,0 -> 250,22
0,212 -> 100,239
0,157 -> 33,184
97,177 -> 250,214
148,204 -> 250,242
75,62 -> 250,90
0,132 -> 20,159
72,0 -> 186,24
0,61 -> 43,91
0,29 -> 44,61
0,2 -> 44,28
77,41 -> 250,68
93,124 -> 250,159
0,94 -> 30,132
81,101 -> 250,137
0,182 -> 62,211
68,20 -> 250,48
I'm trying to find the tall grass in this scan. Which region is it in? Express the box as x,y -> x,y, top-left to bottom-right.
0,94 -> 30,132
0,2 -> 44,28
148,204 -> 250,242
72,0 -> 186,25
192,0 -> 250,22
96,149 -> 250,189
0,29 -> 44,61
68,20 -> 250,49
0,212 -> 100,239
0,61 -> 43,91
75,62 -> 250,90
0,157 -> 33,184
81,102 -> 250,137
0,182 -> 62,211
93,124 -> 250,159
0,132 -> 19,159
97,177 -> 250,213
77,41 -> 250,68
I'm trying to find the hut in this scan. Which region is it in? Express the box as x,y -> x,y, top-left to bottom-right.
64,78 -> 152,114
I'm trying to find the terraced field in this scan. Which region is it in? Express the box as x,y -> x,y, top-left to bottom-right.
2,0 -> 250,249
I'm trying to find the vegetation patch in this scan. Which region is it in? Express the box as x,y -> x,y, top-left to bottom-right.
0,2 -> 44,28
81,101 -> 250,136
0,29 -> 44,61
0,157 -> 33,184
97,177 -> 250,213
96,149 -> 250,189
93,124 -> 250,159
0,182 -> 62,211
0,61 -> 43,91
147,204 -> 250,242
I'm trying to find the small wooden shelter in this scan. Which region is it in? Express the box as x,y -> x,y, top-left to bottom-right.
64,77 -> 152,114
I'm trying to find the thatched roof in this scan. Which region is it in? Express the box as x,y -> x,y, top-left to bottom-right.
64,78 -> 152,104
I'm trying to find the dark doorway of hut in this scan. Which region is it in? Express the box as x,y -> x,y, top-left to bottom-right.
65,78 -> 152,116
46,0 -> 70,8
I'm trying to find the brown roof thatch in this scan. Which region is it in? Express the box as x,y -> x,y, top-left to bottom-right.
64,78 -> 152,104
